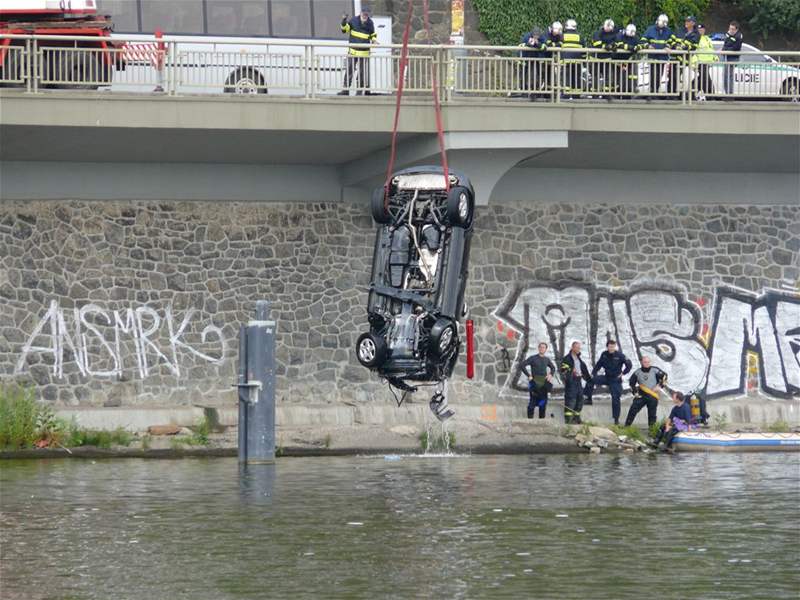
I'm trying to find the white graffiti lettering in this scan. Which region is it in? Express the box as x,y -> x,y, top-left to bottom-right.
494,282 -> 800,399
15,300 -> 226,380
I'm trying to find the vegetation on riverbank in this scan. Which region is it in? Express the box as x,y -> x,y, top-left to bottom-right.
0,384 -> 132,450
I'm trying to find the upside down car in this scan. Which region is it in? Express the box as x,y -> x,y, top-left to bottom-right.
355,166 -> 475,421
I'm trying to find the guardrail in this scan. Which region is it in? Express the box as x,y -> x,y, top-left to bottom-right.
1,34 -> 798,103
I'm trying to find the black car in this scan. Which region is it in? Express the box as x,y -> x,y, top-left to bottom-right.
355,166 -> 475,421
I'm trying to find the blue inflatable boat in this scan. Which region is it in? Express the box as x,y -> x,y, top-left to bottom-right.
673,431 -> 800,452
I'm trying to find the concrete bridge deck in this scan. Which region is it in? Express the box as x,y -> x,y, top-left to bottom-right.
1,91 -> 798,204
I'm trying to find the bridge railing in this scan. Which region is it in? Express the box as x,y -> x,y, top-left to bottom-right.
1,34 -> 798,103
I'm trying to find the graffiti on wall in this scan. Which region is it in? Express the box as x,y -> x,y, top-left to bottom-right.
494,282 -> 800,400
15,300 -> 226,380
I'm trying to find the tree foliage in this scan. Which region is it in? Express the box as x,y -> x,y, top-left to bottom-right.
732,0 -> 800,38
472,0 -> 711,44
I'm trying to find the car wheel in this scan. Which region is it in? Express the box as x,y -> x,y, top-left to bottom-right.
356,332 -> 387,368
371,187 -> 392,224
224,68 -> 267,94
429,318 -> 457,358
445,186 -> 474,228
781,78 -> 799,102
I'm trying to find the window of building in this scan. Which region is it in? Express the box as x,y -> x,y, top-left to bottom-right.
141,0 -> 204,34
97,0 -> 140,32
313,0 -> 354,39
206,0 -> 269,36
271,0 -> 311,37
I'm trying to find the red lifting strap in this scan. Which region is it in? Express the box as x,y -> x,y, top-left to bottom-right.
384,0 -> 450,207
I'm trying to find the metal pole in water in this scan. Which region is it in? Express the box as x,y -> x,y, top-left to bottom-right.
237,301 -> 276,464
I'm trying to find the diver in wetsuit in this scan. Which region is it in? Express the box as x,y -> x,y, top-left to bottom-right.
520,341 -> 556,418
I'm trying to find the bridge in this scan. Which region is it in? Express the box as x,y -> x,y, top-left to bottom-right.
1,92 -> 798,205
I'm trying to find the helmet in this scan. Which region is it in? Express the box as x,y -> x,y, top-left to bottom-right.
551,21 -> 563,35
625,23 -> 637,37
565,19 -> 577,30
656,14 -> 668,27
685,15 -> 697,24
603,19 -> 615,32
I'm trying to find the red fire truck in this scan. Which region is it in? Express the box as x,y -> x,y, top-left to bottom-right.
0,0 -> 120,88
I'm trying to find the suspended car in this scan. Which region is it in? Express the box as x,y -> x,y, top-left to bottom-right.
355,166 -> 475,421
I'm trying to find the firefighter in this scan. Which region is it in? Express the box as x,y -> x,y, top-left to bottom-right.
520,341 -> 556,418
591,19 -> 618,96
625,355 -> 668,428
584,339 -> 632,425
517,26 -> 547,99
641,14 -> 677,97
614,23 -> 643,96
339,7 -> 377,96
560,341 -> 592,424
676,16 -> 701,97
544,21 -> 564,90
561,18 -> 585,97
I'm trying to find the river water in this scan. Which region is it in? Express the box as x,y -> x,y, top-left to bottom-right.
1,453 -> 798,600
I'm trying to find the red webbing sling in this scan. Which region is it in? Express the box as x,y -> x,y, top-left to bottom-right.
383,0 -> 450,208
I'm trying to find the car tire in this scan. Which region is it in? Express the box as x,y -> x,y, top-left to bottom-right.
371,187 -> 392,224
224,68 -> 267,94
445,186 -> 474,228
429,318 -> 457,358
356,332 -> 387,368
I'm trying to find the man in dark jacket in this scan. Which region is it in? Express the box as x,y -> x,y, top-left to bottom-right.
641,14 -> 677,96
584,339 -> 632,425
560,340 -> 592,424
651,391 -> 692,452
591,19 -> 618,95
722,21 -> 742,96
518,26 -> 547,98
339,7 -> 377,96
521,341 -> 556,418
676,16 -> 701,96
561,19 -> 585,96
625,355 -> 668,427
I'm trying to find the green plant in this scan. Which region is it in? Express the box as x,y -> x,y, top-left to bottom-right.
323,433 -> 332,449
766,419 -> 790,433
649,420 -> 663,439
712,412 -> 729,431
610,424 -> 646,443
472,0 -> 710,46
140,434 -> 152,450
189,416 -> 212,446
0,384 -> 39,449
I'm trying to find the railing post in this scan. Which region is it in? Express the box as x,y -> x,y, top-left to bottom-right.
553,52 -> 560,103
237,301 -> 277,465
166,41 -> 176,95
25,38 -> 32,93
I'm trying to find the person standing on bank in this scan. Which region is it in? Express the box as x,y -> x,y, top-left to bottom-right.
520,342 -> 556,419
625,355 -> 668,428
339,7 -> 377,96
560,341 -> 592,424
722,21 -> 742,97
584,339 -> 632,426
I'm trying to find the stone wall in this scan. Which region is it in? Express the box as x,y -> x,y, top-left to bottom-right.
1,200 -> 798,409
368,0 -> 486,44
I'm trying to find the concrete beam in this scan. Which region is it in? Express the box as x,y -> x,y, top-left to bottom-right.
0,161 -> 343,202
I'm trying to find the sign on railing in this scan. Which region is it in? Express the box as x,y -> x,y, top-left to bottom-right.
1,34 -> 798,103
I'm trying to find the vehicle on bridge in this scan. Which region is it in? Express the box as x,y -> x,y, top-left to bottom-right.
100,0 -> 391,95
356,166 -> 475,422
0,0 -> 118,89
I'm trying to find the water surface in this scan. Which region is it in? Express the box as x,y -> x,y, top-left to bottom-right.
1,454 -> 798,599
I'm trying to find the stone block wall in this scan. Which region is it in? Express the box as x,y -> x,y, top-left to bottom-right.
368,0 -> 486,44
1,200 -> 798,408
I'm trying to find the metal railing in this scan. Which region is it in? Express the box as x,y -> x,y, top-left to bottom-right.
1,34 -> 798,104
